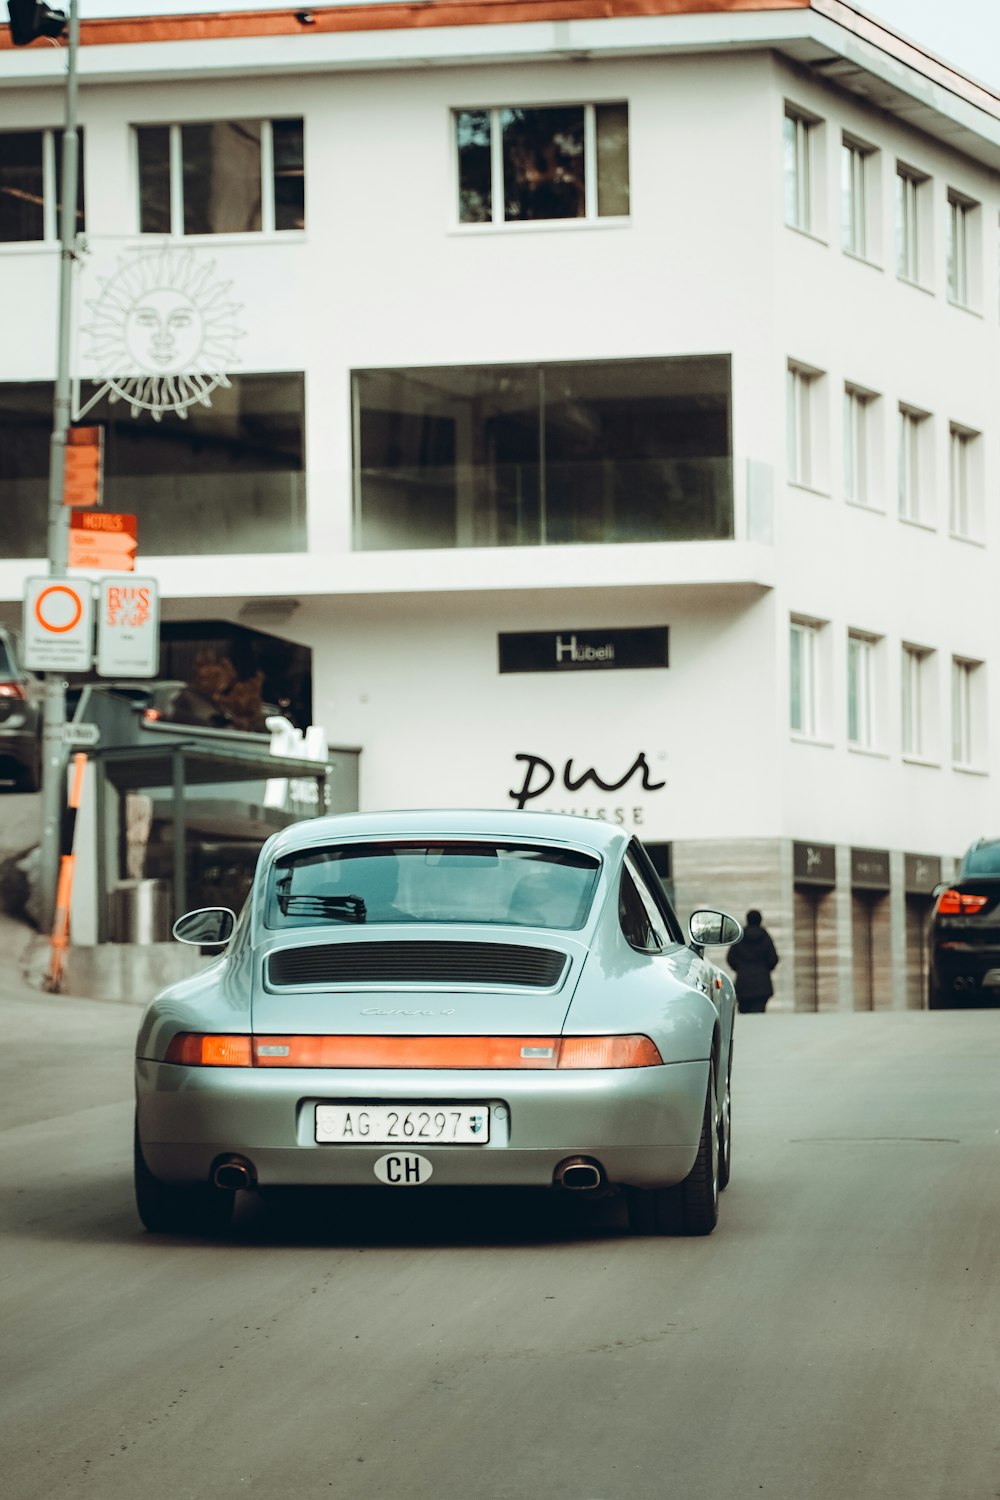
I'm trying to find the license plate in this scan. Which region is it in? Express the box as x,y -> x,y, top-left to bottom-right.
315,1103 -> 491,1145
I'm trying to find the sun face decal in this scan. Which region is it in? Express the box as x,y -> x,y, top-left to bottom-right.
82,246 -> 244,421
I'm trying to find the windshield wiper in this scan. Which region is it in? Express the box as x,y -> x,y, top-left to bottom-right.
278,893 -> 367,923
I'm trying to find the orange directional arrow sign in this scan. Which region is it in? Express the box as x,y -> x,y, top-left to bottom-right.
68,511 -> 137,573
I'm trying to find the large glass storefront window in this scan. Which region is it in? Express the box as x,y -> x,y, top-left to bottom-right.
0,373 -> 306,557
352,356 -> 732,550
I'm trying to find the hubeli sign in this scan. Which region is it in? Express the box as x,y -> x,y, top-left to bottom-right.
498,627 -> 669,674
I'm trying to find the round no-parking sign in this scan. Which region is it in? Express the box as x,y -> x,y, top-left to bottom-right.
22,577 -> 95,671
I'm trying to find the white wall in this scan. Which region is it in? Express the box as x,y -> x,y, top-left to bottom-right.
289,586 -> 779,842
1,40 -> 997,863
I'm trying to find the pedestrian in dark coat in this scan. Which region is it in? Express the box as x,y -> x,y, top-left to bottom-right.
726,909 -> 779,1014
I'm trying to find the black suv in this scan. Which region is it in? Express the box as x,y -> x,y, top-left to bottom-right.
928,839 -> 1000,1008
0,626 -> 42,793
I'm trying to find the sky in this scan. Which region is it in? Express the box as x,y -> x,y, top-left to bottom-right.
64,0 -> 1000,94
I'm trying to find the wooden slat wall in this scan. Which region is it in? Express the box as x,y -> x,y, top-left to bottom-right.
672,837 -> 792,1009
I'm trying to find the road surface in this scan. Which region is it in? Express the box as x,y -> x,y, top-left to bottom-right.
1,949 -> 997,1499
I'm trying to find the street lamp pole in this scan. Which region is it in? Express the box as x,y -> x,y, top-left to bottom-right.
37,0 -> 80,932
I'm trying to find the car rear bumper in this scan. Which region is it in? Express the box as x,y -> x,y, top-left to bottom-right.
931,943 -> 1000,1001
135,1056 -> 710,1190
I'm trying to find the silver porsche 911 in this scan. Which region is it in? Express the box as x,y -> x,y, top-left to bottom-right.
134,809 -> 741,1237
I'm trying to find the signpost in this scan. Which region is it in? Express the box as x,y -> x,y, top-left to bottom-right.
23,574 -> 160,678
22,577 -> 95,673
68,511 -> 137,572
63,722 -> 100,748
63,426 -> 104,508
96,577 -> 159,678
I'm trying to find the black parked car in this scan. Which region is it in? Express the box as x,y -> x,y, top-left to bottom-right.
928,839 -> 1000,1008
0,626 -> 42,793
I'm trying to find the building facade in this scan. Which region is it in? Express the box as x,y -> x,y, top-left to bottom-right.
2,0 -> 999,1006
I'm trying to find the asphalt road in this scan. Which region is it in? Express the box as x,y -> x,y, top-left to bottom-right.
2,947 -> 997,1500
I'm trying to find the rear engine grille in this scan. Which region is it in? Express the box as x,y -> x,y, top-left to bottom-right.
267,941 -> 568,990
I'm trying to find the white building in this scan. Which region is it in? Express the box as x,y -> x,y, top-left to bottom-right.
1,0 -> 998,1007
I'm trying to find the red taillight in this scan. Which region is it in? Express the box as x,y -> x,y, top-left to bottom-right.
163,1032 -> 663,1070
0,682 -> 25,700
936,888 -> 989,916
142,707 -> 162,721
165,1033 -> 253,1066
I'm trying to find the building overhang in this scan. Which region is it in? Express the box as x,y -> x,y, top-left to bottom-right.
0,542 -> 777,614
2,1 -> 998,167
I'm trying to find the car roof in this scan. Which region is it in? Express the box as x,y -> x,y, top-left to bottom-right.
265,809 -> 631,861
960,838 -> 1000,872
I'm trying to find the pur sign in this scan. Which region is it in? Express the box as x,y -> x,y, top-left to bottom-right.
508,750 -> 667,825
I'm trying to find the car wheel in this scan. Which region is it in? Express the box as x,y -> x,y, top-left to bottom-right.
134,1119 -> 235,1236
627,1068 -> 720,1237
718,1043 -> 733,1191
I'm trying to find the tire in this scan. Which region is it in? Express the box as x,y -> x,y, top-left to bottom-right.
628,1069 -> 720,1237
718,1043 -> 733,1191
134,1119 -> 235,1236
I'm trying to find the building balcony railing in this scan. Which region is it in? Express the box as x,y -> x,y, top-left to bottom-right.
353,456 -> 733,551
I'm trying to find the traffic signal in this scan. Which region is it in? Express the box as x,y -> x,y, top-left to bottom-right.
6,0 -> 67,46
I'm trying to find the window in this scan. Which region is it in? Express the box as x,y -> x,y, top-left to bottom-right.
787,362 -> 826,489
952,656 -> 984,767
0,128 -> 85,243
844,384 -> 878,506
898,404 -> 931,524
0,374 -> 306,559
947,190 -> 978,307
267,842 -> 601,931
842,136 -> 876,258
352,356 -> 732,550
784,106 -> 819,233
790,617 -> 821,737
895,164 -> 928,283
619,856 -> 671,953
847,631 -> 880,749
455,103 -> 628,226
902,644 -> 934,759
135,119 -> 304,235
949,423 -> 981,540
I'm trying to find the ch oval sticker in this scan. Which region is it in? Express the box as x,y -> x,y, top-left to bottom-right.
374,1152 -> 434,1186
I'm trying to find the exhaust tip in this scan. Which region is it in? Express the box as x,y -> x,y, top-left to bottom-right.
212,1156 -> 256,1192
554,1157 -> 604,1191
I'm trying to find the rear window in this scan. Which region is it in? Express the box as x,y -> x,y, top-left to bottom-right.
960,842 -> 1000,876
265,841 -> 602,930
0,641 -> 15,678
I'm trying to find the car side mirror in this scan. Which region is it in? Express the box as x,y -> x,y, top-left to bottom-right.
688,909 -> 742,948
172,907 -> 236,947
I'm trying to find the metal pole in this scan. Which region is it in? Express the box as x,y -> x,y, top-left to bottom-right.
37,0 -> 81,933
172,748 -> 186,922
